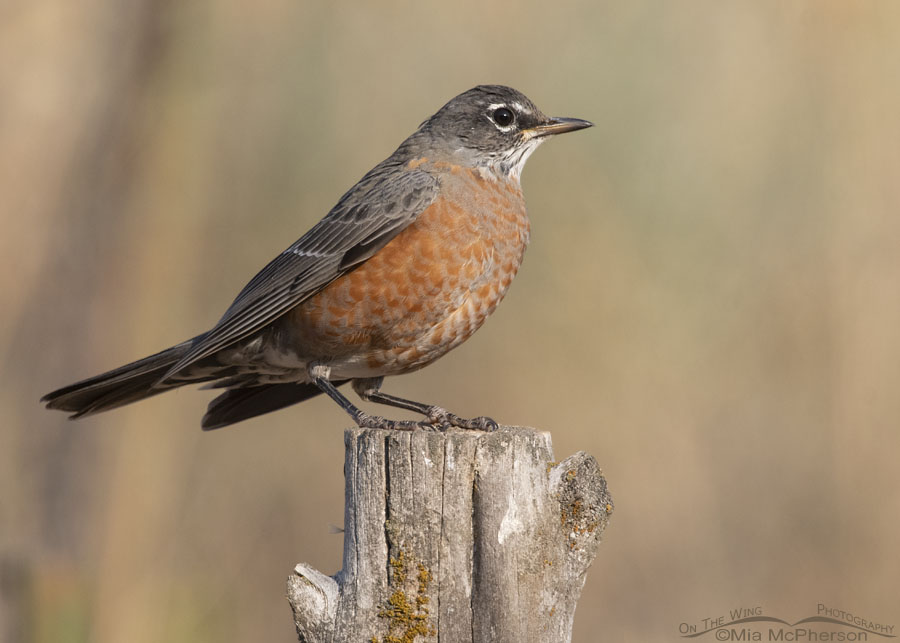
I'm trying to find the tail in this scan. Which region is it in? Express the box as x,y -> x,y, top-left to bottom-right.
42,339 -> 200,419
200,381 -> 346,431
43,339 -> 350,428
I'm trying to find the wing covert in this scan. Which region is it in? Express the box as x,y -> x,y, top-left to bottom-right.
164,166 -> 438,377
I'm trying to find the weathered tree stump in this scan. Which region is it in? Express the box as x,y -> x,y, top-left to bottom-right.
287,426 -> 613,643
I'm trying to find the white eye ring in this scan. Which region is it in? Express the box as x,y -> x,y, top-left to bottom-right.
487,103 -> 516,131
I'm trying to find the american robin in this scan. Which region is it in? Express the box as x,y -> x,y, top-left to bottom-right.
42,85 -> 592,431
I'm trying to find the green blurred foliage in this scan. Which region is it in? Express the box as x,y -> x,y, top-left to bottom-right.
1,1 -> 898,641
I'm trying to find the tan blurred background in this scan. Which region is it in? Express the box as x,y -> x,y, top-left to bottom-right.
2,1 -> 899,641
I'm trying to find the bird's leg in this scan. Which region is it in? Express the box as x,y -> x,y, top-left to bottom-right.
352,377 -> 498,431
308,365 -> 423,431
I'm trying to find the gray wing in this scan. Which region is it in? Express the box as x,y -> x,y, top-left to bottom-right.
163,165 -> 438,378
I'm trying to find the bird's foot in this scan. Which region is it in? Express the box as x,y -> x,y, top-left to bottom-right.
351,408 -> 497,432
425,406 -> 499,431
353,412 -> 426,432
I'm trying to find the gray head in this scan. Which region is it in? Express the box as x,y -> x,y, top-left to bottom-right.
410,85 -> 592,178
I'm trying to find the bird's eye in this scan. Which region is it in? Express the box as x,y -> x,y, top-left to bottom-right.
492,107 -> 515,128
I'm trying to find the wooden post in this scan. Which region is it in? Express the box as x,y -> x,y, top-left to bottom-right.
287,426 -> 613,643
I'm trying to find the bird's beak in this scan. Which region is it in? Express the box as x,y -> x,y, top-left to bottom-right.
525,117 -> 594,139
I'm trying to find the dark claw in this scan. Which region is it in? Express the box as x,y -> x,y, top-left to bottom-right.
455,415 -> 498,431
473,416 -> 499,431
353,412 -> 385,428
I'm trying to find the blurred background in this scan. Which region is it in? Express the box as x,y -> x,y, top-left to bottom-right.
2,1 -> 899,641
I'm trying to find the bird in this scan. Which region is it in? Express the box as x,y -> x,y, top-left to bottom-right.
42,85 -> 592,431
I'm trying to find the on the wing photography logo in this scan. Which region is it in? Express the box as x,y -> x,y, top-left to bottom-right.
679,603 -> 895,641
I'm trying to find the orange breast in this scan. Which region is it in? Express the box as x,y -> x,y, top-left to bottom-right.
284,165 -> 530,375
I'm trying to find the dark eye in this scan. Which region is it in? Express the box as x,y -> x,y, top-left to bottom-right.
492,107 -> 515,127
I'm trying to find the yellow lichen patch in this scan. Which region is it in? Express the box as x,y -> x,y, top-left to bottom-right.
415,564 -> 431,610
560,493 -> 604,551
390,550 -> 408,584
373,548 -> 436,643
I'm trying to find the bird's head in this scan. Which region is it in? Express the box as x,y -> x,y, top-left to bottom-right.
415,85 -> 593,179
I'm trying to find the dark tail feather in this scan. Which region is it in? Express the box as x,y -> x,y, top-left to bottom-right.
201,380 -> 349,430
42,340 -> 199,419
